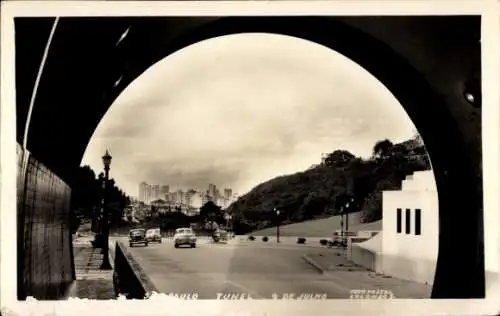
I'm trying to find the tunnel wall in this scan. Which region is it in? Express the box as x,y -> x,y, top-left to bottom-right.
17,143 -> 75,300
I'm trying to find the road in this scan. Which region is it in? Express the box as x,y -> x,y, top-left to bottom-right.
115,237 -> 431,299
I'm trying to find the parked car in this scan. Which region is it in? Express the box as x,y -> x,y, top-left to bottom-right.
173,227 -> 197,248
129,228 -> 148,247
146,228 -> 162,243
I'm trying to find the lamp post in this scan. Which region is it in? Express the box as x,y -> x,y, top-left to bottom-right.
229,215 -> 233,239
99,172 -> 105,236
344,197 -> 354,243
340,206 -> 344,246
100,150 -> 112,270
342,197 -> 354,259
225,213 -> 232,238
275,208 -> 280,243
345,202 -> 351,232
91,173 -> 105,248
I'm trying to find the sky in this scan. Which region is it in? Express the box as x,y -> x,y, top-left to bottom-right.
81,33 -> 417,198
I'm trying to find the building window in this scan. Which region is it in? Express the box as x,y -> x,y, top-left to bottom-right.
396,208 -> 402,233
405,208 -> 411,234
415,208 -> 421,235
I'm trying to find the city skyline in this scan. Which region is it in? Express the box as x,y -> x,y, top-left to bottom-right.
137,181 -> 236,208
137,181 -> 235,197
82,33 -> 415,198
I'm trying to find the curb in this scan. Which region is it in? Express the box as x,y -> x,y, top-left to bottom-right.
109,242 -> 115,269
301,254 -> 325,274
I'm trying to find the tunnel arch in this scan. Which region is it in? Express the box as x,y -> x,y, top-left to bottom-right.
19,16 -> 483,298
86,31 -> 425,168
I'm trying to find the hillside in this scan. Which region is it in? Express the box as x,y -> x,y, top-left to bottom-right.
227,135 -> 431,234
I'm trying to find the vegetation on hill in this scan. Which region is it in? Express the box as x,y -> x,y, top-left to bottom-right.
227,135 -> 431,234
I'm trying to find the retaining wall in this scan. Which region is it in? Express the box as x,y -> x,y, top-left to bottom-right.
113,241 -> 157,299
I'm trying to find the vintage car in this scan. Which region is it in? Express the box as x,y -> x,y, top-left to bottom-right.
173,227 -> 197,248
129,228 -> 148,247
146,228 -> 162,243
212,229 -> 228,243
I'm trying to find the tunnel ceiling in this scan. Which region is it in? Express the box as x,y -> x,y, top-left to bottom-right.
15,16 -> 480,184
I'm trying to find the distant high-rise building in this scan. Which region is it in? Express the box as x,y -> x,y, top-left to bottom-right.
139,182 -> 148,202
177,189 -> 184,204
224,188 -> 232,200
165,192 -> 174,203
208,183 -> 217,199
184,189 -> 196,206
151,184 -> 160,201
161,185 -> 170,194
138,182 -> 163,204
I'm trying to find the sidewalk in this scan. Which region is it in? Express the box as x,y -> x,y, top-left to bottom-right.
66,237 -> 116,300
302,250 -> 432,298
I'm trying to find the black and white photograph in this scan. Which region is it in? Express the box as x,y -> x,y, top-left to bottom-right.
1,1 -> 499,315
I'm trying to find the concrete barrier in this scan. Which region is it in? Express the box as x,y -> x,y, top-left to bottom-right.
113,241 -> 157,299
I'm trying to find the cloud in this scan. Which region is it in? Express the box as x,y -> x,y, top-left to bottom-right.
82,33 -> 415,197
141,162 -> 243,192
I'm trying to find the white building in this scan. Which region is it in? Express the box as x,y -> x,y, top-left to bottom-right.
351,170 -> 439,285
189,192 -> 203,209
381,170 -> 439,284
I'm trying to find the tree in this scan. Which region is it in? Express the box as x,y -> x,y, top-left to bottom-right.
70,165 -> 100,227
323,150 -> 356,168
300,193 -> 328,218
372,139 -> 394,159
334,193 -> 355,213
200,201 -> 224,229
70,165 -> 131,231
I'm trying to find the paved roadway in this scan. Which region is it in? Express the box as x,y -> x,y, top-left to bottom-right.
113,237 -> 431,299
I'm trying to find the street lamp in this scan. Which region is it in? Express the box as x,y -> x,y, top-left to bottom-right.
338,195 -> 354,248
100,150 -> 113,270
342,197 -> 355,256
275,208 -> 280,243
229,215 -> 233,239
